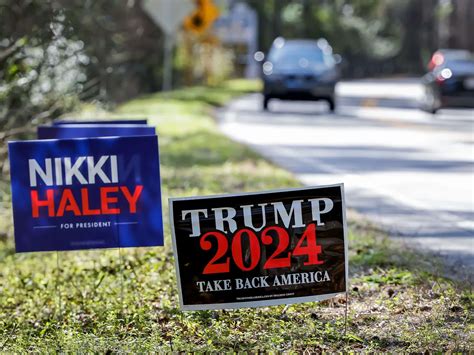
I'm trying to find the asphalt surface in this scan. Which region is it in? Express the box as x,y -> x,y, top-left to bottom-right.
218,79 -> 474,278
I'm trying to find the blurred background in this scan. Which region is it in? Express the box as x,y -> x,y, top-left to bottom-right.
1,0 -> 472,127
1,0 -> 473,262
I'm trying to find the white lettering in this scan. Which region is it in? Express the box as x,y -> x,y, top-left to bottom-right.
308,198 -> 334,226
87,156 -> 110,183
64,157 -> 87,185
110,155 -> 118,183
182,209 -> 208,237
29,155 -> 120,187
212,207 -> 237,233
54,157 -> 63,185
272,200 -> 305,228
241,203 -> 268,232
29,159 -> 53,187
196,281 -> 206,292
235,278 -> 244,289
273,271 -> 331,286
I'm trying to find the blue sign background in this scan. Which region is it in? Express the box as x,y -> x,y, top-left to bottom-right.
37,124 -> 155,139
53,119 -> 148,125
9,135 -> 164,252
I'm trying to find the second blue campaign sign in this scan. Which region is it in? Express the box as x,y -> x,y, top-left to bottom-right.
53,119 -> 148,125
37,124 -> 156,139
8,135 -> 164,252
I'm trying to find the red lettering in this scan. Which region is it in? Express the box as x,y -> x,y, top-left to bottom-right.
293,223 -> 324,266
31,190 -> 55,218
100,187 -> 120,214
201,231 -> 230,274
262,226 -> 291,269
120,185 -> 143,213
56,189 -> 82,217
200,224 -> 325,274
81,188 -> 100,215
232,229 -> 260,271
30,185 -> 143,217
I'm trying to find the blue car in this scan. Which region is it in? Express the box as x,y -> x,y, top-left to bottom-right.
260,38 -> 340,111
421,49 -> 474,113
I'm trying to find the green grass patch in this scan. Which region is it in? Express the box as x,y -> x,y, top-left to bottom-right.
0,80 -> 472,352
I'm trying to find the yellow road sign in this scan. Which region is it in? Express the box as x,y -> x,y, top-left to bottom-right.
183,0 -> 220,34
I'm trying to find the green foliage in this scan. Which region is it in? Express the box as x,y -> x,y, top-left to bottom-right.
246,0 -> 444,76
0,2 -> 87,130
58,0 -> 166,102
0,1 -> 88,227
0,82 -> 472,352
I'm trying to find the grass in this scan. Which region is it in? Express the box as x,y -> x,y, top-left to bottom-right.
0,79 -> 472,352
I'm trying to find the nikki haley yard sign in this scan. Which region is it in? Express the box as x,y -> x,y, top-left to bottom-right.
8,135 -> 164,252
170,185 -> 348,310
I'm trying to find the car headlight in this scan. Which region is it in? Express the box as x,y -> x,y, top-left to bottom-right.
263,61 -> 273,76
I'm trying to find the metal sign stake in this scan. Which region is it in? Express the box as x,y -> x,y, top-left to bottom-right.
344,291 -> 349,337
118,246 -> 125,317
55,250 -> 62,323
115,217 -> 125,319
55,251 -> 63,351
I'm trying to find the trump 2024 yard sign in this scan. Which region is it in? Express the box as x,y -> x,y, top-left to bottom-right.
170,185 -> 348,310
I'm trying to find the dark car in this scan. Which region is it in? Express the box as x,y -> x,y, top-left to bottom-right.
260,38 -> 340,111
421,49 -> 474,113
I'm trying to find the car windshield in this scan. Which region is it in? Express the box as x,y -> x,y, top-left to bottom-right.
444,59 -> 474,72
442,50 -> 472,62
268,44 -> 332,67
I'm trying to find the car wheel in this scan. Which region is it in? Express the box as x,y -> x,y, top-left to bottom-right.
327,98 -> 336,112
263,96 -> 270,111
427,105 -> 438,114
421,85 -> 439,114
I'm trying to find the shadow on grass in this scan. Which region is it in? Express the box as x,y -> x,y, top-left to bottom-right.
128,81 -> 260,109
161,130 -> 260,168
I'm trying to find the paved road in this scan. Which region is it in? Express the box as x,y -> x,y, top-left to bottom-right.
218,79 -> 474,278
